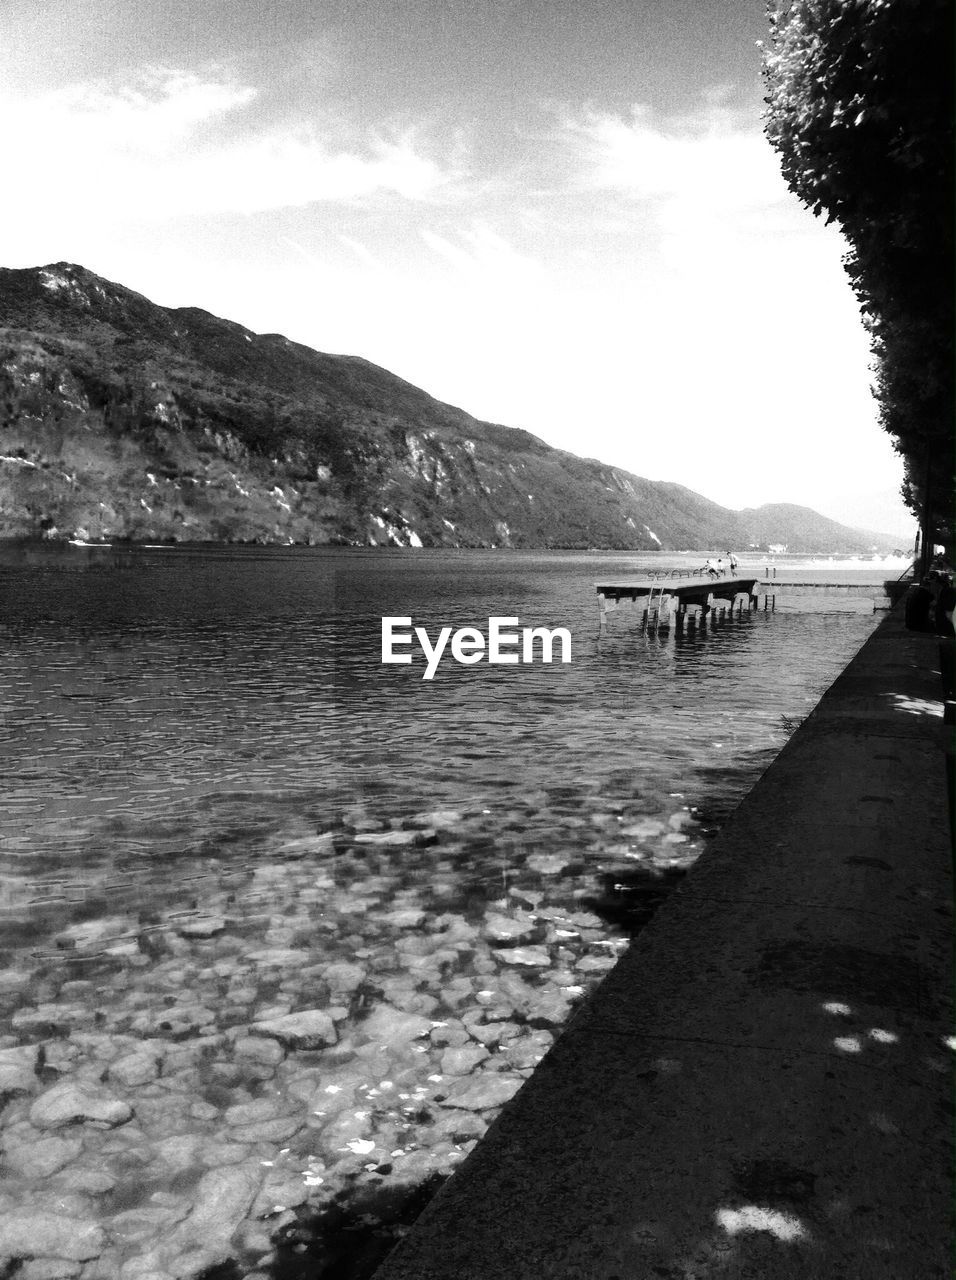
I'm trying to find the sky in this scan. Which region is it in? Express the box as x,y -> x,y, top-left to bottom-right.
0,0 -> 916,538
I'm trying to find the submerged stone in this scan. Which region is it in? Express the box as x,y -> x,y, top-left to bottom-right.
323,962 -> 366,996
53,917 -> 135,952
233,1035 -> 285,1065
0,1044 -> 39,1072
437,1074 -> 524,1111
51,1167 -> 117,1195
403,808 -> 463,828
199,1142 -> 251,1167
353,830 -> 419,848
249,1010 -> 336,1050
483,913 -> 538,946
177,917 -> 226,938
247,948 -> 311,967
164,1163 -> 264,1247
0,1061 -> 37,1097
440,1044 -> 490,1076
526,854 -> 574,874
432,1109 -> 488,1144
223,1097 -> 289,1126
380,907 -> 427,929
12,1004 -> 90,1036
152,1134 -> 202,1171
30,1082 -> 133,1130
229,1115 -> 303,1144
0,1212 -> 105,1261
527,988 -> 575,1027
319,1109 -> 374,1152
429,1021 -> 470,1048
109,1053 -> 160,1088
17,1258 -> 84,1279
462,1019 -> 517,1048
3,1135 -> 83,1179
495,946 -> 550,967
358,1005 -> 432,1050
251,1174 -> 310,1218
274,834 -> 335,857
504,1030 -> 554,1070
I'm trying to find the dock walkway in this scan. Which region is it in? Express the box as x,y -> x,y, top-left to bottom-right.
373,610 -> 953,1279
595,575 -> 760,627
595,574 -> 892,627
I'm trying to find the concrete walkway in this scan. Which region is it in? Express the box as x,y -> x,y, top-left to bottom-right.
373,612 -> 953,1280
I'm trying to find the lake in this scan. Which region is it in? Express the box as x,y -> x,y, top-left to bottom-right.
0,546 -> 892,1277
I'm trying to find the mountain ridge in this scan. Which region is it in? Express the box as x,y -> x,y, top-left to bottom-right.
0,262 -> 902,553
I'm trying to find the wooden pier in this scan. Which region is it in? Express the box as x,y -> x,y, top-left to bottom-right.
594,573 -> 892,630
595,574 -> 760,630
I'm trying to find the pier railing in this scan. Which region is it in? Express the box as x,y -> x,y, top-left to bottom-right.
644,568 -> 709,580
595,570 -> 906,631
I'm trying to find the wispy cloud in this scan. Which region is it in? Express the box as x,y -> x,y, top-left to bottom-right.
549,95 -> 837,305
337,235 -> 383,269
0,68 -> 467,234
420,222 -> 545,283
0,66 -> 904,524
558,99 -> 793,221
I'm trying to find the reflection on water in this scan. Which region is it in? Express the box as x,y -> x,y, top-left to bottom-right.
0,547 -> 880,1276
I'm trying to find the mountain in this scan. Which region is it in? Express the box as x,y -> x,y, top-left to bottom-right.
735,504 -> 903,557
0,263 -> 900,553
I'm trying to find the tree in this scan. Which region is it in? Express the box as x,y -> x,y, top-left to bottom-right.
762,0 -> 954,565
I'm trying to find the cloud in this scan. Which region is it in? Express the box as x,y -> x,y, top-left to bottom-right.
552,97 -> 856,316
46,69 -> 257,149
559,100 -> 795,225
420,222 -> 544,284
0,70 -> 903,522
337,235 -> 383,269
0,67 -> 465,238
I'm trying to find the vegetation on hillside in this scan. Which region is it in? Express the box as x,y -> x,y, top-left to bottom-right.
0,263 -> 898,552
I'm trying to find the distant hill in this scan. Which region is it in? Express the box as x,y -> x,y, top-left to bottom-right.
0,263 -> 901,553
735,504 -> 902,556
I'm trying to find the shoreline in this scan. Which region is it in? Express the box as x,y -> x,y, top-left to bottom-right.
0,561 -> 906,1276
0,537 -> 913,560
372,607 -> 953,1279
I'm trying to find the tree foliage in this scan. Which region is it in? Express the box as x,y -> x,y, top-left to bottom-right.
763,0 -> 954,551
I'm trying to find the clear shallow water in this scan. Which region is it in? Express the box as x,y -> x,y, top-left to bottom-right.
0,547 -> 885,1276
1,548 -> 885,878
